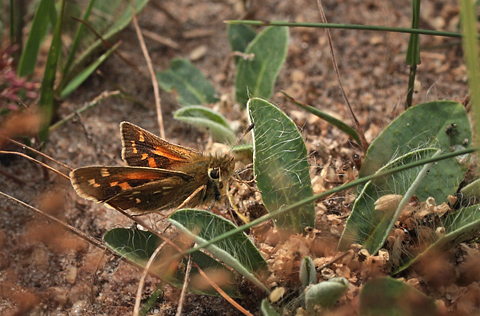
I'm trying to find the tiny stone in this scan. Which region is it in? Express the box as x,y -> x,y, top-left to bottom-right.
66,265 -> 78,284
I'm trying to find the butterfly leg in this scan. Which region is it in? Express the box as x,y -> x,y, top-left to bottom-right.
206,199 -> 216,212
175,185 -> 206,211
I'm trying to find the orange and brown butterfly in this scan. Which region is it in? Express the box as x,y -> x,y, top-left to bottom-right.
70,122 -> 235,213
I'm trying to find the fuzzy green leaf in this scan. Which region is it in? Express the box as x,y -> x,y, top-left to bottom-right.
300,256 -> 316,287
169,209 -> 268,292
339,148 -> 439,253
227,24 -> 257,64
261,299 -> 281,316
104,227 -> 237,296
394,204 -> 480,274
460,178 -> 480,199
104,228 -> 161,264
173,105 -> 235,144
232,143 -> 253,157
305,277 -> 349,313
248,98 -> 315,233
360,101 -> 472,203
157,58 -> 218,106
235,26 -> 288,107
359,277 -> 437,316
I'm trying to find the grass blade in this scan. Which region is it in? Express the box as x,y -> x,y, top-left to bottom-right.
59,0 -> 96,90
17,0 -> 56,77
282,91 -> 361,146
405,0 -> 421,108
38,0 -> 66,144
59,41 -> 120,98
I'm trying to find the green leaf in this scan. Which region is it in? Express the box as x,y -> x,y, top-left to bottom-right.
235,26 -> 288,107
359,101 -> 472,203
38,0 -> 66,144
299,256 -> 316,287
139,287 -> 163,316
169,209 -> 269,292
173,105 -> 236,144
444,204 -> 480,234
104,228 -> 161,264
339,148 -> 439,253
232,143 -> 253,159
17,0 -> 56,77
103,227 -> 237,296
394,204 -> 480,274
227,24 -> 257,64
60,41 -> 120,98
157,58 -> 218,106
460,178 -> 480,199
359,277 -> 437,316
261,299 -> 281,316
305,277 -> 349,313
247,98 -> 315,233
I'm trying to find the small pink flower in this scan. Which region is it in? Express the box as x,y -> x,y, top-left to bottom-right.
7,103 -> 20,111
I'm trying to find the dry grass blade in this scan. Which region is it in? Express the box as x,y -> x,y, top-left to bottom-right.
0,150 -> 70,179
133,242 -> 168,316
131,5 -> 165,139
176,254 -> 193,316
0,191 -> 176,291
1,136 -> 72,171
315,0 -> 369,152
70,16 -> 139,72
0,191 -> 107,252
49,90 -> 121,132
316,251 -> 350,270
142,29 -> 180,50
90,249 -> 107,303
195,266 -> 254,316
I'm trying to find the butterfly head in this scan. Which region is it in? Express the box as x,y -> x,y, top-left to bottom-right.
207,154 -> 235,200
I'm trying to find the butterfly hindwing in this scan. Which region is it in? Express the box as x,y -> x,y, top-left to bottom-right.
105,179 -> 207,212
120,121 -> 201,169
70,166 -> 193,205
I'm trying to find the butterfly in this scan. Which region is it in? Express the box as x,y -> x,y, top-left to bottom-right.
70,122 -> 235,213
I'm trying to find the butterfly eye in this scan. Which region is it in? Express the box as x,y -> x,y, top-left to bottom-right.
209,168 -> 220,180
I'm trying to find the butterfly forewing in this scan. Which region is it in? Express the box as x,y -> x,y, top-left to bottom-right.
121,122 -> 201,169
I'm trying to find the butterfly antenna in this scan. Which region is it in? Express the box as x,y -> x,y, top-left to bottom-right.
229,123 -> 254,152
